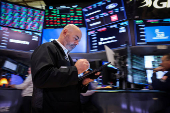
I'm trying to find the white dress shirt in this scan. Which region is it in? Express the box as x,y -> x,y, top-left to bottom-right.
14,74 -> 33,97
56,39 -> 69,61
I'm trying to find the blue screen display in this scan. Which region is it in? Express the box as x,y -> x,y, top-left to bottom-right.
134,19 -> 170,45
145,26 -> 170,42
42,27 -> 87,53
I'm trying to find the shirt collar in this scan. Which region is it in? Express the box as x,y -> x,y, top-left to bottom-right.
55,39 -> 69,56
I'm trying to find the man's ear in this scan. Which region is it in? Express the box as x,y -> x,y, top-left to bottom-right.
63,29 -> 68,36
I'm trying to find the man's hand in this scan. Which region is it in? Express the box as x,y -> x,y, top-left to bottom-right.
95,72 -> 101,76
154,66 -> 165,72
161,76 -> 168,80
82,78 -> 94,86
75,59 -> 90,74
9,85 -> 15,88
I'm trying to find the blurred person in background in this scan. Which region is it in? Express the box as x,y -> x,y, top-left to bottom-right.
152,54 -> 170,91
10,67 -> 33,113
151,54 -> 170,113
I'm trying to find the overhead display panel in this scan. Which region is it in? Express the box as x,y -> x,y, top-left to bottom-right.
82,0 -> 127,30
0,26 -> 41,52
134,18 -> 170,45
0,1 -> 45,32
88,21 -> 131,52
44,5 -> 85,28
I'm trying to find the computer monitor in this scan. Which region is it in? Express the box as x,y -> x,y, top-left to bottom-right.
2,58 -> 18,72
88,21 -> 131,52
104,45 -> 115,66
44,4 -> 85,28
0,26 -> 41,52
102,61 -> 118,85
16,63 -> 28,75
41,27 -> 87,53
134,19 -> 170,46
0,1 -> 45,32
82,0 -> 127,30
132,54 -> 147,85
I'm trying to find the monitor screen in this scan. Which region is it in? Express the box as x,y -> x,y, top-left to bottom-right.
0,26 -> 41,52
132,54 -> 147,85
0,1 -> 45,32
16,64 -> 28,75
134,19 -> 170,45
82,0 -> 127,30
44,5 -> 85,28
3,60 -> 17,71
102,61 -> 118,85
144,55 -> 163,69
132,69 -> 148,85
42,27 -> 87,53
88,21 -> 131,52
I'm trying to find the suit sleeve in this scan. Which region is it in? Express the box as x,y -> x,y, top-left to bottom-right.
31,44 -> 79,88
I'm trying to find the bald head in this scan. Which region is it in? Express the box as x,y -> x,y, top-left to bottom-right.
63,24 -> 81,32
58,24 -> 82,52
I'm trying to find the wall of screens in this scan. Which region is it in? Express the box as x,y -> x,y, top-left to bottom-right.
0,1 -> 45,32
0,26 -> 41,52
44,5 -> 85,28
82,0 -> 127,30
132,54 -> 147,85
88,21 -> 131,52
134,18 -> 170,45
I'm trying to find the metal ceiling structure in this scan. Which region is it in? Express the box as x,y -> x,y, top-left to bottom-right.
4,0 -> 100,9
4,0 -> 46,9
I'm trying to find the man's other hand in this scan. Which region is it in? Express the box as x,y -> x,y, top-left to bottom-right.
75,59 -> 90,74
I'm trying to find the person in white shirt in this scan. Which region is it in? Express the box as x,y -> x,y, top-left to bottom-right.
11,67 -> 33,113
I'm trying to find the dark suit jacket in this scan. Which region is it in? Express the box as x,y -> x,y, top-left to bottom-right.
152,71 -> 170,91
31,40 -> 88,113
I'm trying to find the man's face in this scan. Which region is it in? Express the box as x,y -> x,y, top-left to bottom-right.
160,56 -> 170,71
64,29 -> 82,51
27,67 -> 31,74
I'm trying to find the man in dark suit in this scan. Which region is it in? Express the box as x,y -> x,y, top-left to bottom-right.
31,24 -> 95,113
151,53 -> 170,113
152,53 -> 170,91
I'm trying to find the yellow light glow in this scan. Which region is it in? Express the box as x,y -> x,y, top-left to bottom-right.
0,78 -> 8,86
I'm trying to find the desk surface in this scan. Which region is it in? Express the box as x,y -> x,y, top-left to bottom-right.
92,89 -> 165,93
0,88 -> 165,93
0,87 -> 20,90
